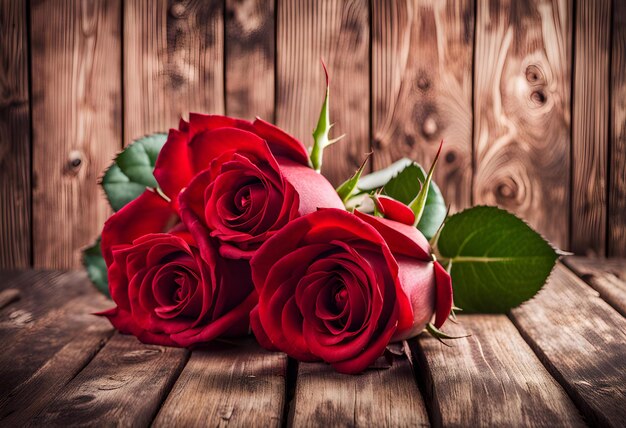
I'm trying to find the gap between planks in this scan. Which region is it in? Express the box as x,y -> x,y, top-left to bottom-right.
509,263 -> 626,427
0,271 -> 116,424
410,314 -> 585,427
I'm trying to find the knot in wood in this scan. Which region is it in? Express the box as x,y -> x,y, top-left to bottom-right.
416,72 -> 430,91
422,116 -> 438,137
525,64 -> 544,84
531,90 -> 547,105
66,150 -> 83,175
445,151 -> 456,163
170,3 -> 186,18
497,182 -> 516,199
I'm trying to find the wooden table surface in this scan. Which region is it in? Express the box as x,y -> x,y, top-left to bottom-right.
0,257 -> 624,427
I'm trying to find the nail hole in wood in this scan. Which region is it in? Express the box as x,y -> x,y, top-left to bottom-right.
445,151 -> 456,163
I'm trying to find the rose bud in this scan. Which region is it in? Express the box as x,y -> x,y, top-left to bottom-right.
99,190 -> 256,347
250,208 -> 453,374
373,194 -> 416,226
154,114 -> 343,260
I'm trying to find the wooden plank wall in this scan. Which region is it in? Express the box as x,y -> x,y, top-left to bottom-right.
0,0 -> 624,269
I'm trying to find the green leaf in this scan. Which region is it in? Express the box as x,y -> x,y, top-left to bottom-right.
82,237 -> 110,298
101,133 -> 167,211
435,206 -> 559,313
310,61 -> 344,172
336,152 -> 371,203
381,163 -> 446,239
356,158 -> 413,191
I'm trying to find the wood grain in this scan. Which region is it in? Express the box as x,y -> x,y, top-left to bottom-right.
225,0 -> 274,121
154,339 -> 287,427
0,322 -> 112,425
0,272 -> 112,390
372,0 -> 474,212
124,0 -> 224,144
564,256 -> 626,317
412,314 -> 584,427
510,265 -> 626,427
30,0 -> 122,268
570,0 -> 611,256
0,271 -> 114,423
473,0 -> 572,248
290,354 -> 429,427
31,333 -> 188,426
0,0 -> 30,268
608,0 -> 626,257
275,0 -> 369,185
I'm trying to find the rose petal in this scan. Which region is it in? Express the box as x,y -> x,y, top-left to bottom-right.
188,128 -> 277,174
375,195 -> 415,226
154,128 -> 194,201
251,118 -> 310,165
433,261 -> 453,328
391,256 -> 436,341
277,158 -> 344,214
101,190 -> 176,265
250,305 -> 279,351
353,210 -> 431,260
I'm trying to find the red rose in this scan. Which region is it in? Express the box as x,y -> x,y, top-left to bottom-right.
154,114 -> 343,259
250,208 -> 452,374
99,190 -> 256,347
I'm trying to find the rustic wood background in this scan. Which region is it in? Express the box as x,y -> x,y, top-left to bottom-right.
0,0 -> 624,269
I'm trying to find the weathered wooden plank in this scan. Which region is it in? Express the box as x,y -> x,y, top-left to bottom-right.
0,271 -> 100,342
290,353 -> 429,427
570,0 -> 611,255
412,314 -> 584,427
564,256 -> 626,317
0,322 -> 111,425
0,269 -> 30,291
31,333 -> 188,426
275,0 -> 369,185
30,0 -> 122,268
609,0 -> 626,257
225,0 -> 274,121
0,0 -> 30,269
473,0 -> 572,248
0,287 -> 20,309
124,0 -> 224,145
0,272 -> 112,387
372,0 -> 474,212
0,272 -> 114,423
154,339 -> 287,427
510,265 -> 626,427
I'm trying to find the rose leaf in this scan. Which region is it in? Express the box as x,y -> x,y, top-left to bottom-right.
101,133 -> 167,211
82,237 -> 110,298
434,206 -> 559,313
356,157 -> 413,190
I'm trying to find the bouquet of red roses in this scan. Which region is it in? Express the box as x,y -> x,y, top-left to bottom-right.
84,66 -> 558,374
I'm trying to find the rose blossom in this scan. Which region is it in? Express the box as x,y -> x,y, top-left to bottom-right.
153,114 -> 343,260
99,189 -> 256,347
250,208 -> 452,374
